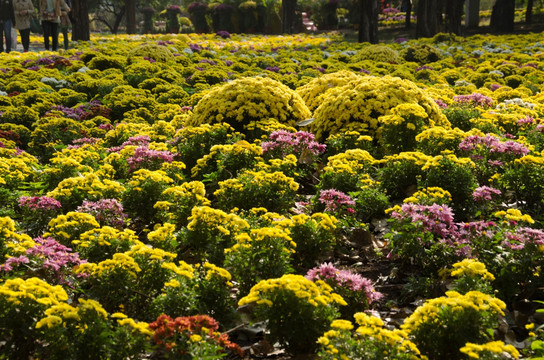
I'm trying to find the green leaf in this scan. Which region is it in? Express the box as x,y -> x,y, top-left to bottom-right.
532,340 -> 544,351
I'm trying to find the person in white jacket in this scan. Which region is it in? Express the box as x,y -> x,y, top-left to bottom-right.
13,0 -> 34,52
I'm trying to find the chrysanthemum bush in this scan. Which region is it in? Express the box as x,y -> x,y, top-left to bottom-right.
295,70 -> 364,112
154,181 -> 211,229
261,129 -> 326,184
177,205 -> 249,263
225,226 -> 296,296
310,75 -> 449,141
420,152 -> 478,217
416,126 -> 481,156
190,140 -> 263,183
401,290 -> 506,359
35,298 -> 152,360
318,149 -> 377,193
498,154 -> 544,220
324,131 -> 375,157
148,314 -> 243,360
377,151 -> 430,200
443,259 -> 495,294
187,77 -> 312,133
71,226 -> 139,262
122,169 -> 174,228
378,103 -> 430,154
150,262 -> 238,327
0,236 -> 84,287
17,195 -> 63,237
317,313 -> 424,360
403,186 -> 453,206
171,123 -> 240,171
385,203 -> 464,275
460,341 -> 519,360
458,133 -> 531,185
306,262 -> 382,318
46,172 -> 125,211
44,211 -> 100,246
0,277 -> 70,359
278,213 -> 338,272
214,170 -> 299,213
238,274 -> 346,355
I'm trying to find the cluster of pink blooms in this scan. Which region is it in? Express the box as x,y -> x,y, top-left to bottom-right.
472,186 -> 502,202
18,196 -> 62,212
126,146 -> 175,172
459,134 -> 530,157
261,130 -> 326,159
502,227 -> 544,250
434,99 -> 449,109
67,137 -> 101,149
107,135 -> 152,153
516,115 -> 537,126
381,7 -> 400,14
318,189 -> 355,213
76,199 -> 128,229
390,204 -> 477,257
0,255 -> 29,272
0,237 -> 85,285
489,84 -> 502,91
49,101 -> 110,121
305,262 -> 383,303
453,93 -> 494,108
390,203 -> 457,239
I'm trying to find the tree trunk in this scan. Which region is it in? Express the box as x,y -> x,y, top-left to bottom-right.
71,0 -> 90,41
445,0 -> 464,35
125,0 -> 136,34
415,0 -> 443,38
112,6 -> 126,34
465,0 -> 480,29
404,0 -> 412,29
281,0 -> 297,34
526,0 -> 534,24
490,0 -> 515,32
358,0 -> 378,43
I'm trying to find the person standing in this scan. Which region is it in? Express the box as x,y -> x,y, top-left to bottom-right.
59,0 -> 70,50
0,0 -> 16,53
13,0 -> 34,52
40,0 -> 66,51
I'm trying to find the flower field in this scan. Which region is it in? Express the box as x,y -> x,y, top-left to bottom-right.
1,31 -> 544,359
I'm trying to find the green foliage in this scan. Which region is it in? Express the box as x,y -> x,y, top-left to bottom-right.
422,155 -> 477,217
87,55 -> 127,71
443,105 -> 482,131
238,274 -> 345,355
225,227 -> 295,296
401,44 -> 443,64
352,44 -> 403,64
127,43 -> 175,63
124,61 -> 161,87
351,186 -> 390,223
214,170 -> 299,213
402,291 -> 505,360
378,153 -> 428,201
187,76 -> 312,134
0,105 -> 39,129
173,123 -> 239,172
29,116 -> 87,160
102,86 -> 158,121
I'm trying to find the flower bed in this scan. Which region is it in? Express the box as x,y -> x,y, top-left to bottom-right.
1,31 -> 544,359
